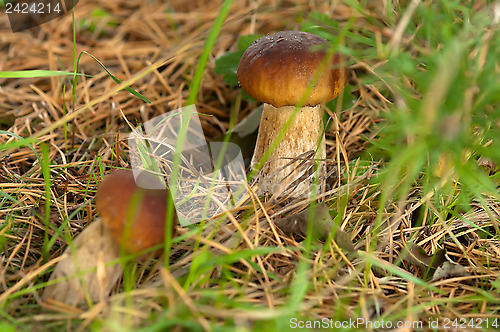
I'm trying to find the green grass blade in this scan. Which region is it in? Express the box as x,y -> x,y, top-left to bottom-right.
76,51 -> 152,104
0,70 -> 83,78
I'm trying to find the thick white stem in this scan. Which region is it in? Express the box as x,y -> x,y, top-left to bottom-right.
251,103 -> 326,197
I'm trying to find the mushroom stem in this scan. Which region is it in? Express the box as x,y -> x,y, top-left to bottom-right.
251,103 -> 326,197
42,219 -> 122,305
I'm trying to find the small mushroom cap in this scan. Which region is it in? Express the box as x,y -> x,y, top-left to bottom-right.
237,30 -> 347,108
96,169 -> 177,254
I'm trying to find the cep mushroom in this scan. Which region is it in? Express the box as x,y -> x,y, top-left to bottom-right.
43,169 -> 177,305
96,169 -> 177,254
237,30 -> 347,197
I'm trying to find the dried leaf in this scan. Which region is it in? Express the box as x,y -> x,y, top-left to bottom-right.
274,210 -> 308,236
477,156 -> 496,173
430,262 -> 471,282
42,219 -> 122,306
275,203 -> 355,252
334,229 -> 356,252
212,106 -> 262,167
401,243 -> 446,280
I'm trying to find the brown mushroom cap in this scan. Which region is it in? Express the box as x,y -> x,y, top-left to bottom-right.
95,169 -> 177,254
237,30 -> 347,108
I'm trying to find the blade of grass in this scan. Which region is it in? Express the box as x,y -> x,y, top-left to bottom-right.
40,143 -> 52,262
166,0 -> 233,268
0,70 -> 84,78
186,0 -> 233,105
75,51 -> 152,104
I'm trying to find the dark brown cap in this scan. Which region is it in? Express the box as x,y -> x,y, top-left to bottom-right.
95,169 -> 177,254
237,30 -> 347,108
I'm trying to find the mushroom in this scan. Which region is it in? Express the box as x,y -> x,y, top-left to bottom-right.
237,30 -> 347,197
43,169 -> 177,306
96,169 -> 177,254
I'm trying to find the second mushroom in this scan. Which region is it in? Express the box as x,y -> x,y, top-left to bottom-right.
237,30 -> 347,197
43,169 -> 177,305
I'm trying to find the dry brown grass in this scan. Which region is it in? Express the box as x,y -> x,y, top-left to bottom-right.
1,0 -> 499,331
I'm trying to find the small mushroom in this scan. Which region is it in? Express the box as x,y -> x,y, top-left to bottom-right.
96,169 -> 177,254
43,169 -> 177,305
237,30 -> 347,197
